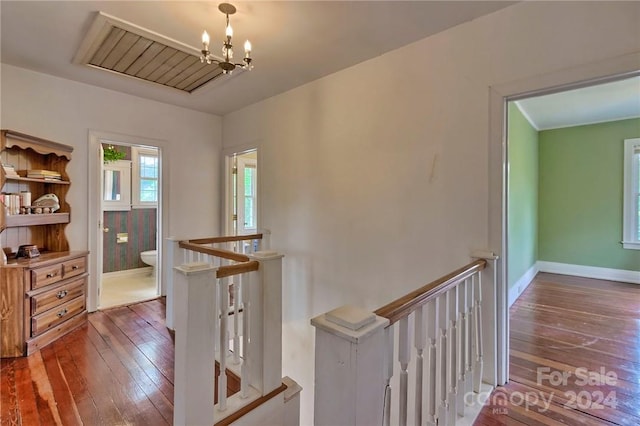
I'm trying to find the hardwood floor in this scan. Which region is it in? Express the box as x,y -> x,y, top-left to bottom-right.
3,275 -> 638,425
1,298 -> 239,425
476,273 -> 640,425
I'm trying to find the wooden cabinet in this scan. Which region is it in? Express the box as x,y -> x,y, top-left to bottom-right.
0,130 -> 88,357
1,130 -> 72,254
0,252 -> 88,357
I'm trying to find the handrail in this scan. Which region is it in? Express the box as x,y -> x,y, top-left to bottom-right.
374,259 -> 486,325
179,241 -> 250,262
214,382 -> 288,426
217,260 -> 259,279
188,233 -> 263,245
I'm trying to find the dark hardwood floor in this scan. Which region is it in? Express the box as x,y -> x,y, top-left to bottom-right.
3,275 -> 638,425
476,273 -> 640,425
1,298 -> 239,426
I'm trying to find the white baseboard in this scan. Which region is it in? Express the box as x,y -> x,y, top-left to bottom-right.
508,264 -> 539,307
537,261 -> 640,284
103,266 -> 153,279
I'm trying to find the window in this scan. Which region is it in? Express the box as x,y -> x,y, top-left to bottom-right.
243,164 -> 257,230
132,147 -> 159,207
623,138 -> 640,249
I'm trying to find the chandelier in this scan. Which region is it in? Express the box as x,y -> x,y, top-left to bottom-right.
200,3 -> 253,74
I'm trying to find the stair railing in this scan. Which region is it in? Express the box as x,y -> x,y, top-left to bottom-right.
169,232 -> 289,425
312,254 -> 497,426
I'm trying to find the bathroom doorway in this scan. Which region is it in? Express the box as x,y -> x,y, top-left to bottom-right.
88,132 -> 163,310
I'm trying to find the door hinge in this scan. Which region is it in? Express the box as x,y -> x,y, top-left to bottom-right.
232,214 -> 238,221
232,166 -> 238,175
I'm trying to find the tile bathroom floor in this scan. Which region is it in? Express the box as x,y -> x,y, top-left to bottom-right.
100,271 -> 158,309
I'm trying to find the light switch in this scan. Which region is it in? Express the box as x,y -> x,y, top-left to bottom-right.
116,233 -> 128,244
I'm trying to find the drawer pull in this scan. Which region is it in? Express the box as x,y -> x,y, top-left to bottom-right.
56,290 -> 68,299
56,308 -> 68,318
72,265 -> 79,270
46,272 -> 58,278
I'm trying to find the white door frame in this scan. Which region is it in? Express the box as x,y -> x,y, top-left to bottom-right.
221,143 -> 260,236
488,51 -> 640,386
87,130 -> 168,312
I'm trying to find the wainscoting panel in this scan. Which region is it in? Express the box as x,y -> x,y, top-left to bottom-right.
103,208 -> 156,273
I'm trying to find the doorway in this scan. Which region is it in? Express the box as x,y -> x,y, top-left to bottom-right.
87,131 -> 165,312
225,149 -> 259,239
489,59 -> 640,385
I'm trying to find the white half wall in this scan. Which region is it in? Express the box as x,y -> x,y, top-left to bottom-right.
222,2 -> 640,424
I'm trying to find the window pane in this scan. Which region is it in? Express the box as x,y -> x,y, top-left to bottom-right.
140,178 -> 157,202
244,167 -> 254,196
140,155 -> 158,178
245,196 -> 254,228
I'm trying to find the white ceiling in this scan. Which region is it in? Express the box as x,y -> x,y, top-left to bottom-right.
0,1 -> 514,116
515,76 -> 640,130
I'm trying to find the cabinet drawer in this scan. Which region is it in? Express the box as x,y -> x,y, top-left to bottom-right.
31,278 -> 85,316
63,257 -> 86,279
31,264 -> 63,290
31,296 -> 85,337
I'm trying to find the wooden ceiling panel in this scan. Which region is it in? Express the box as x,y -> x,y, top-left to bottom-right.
82,19 -> 224,93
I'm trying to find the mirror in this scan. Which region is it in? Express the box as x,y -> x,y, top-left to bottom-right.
103,160 -> 131,211
103,169 -> 121,201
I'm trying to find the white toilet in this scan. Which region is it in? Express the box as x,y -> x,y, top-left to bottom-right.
140,250 -> 157,276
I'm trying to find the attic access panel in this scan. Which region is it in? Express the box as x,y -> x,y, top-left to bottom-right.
74,12 -> 236,93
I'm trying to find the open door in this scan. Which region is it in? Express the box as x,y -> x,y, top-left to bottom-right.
227,150 -> 258,237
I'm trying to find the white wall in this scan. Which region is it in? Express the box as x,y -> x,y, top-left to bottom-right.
0,64 -> 222,268
222,2 -> 640,424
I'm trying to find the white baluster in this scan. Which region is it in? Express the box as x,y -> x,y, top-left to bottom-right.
414,306 -> 425,426
447,288 -> 458,424
398,316 -> 411,426
465,274 -> 478,398
218,277 -> 229,411
383,326 -> 394,426
241,270 -> 251,398
436,294 -> 449,426
473,272 -> 484,393
232,275 -> 241,364
457,278 -> 469,416
425,299 -> 438,426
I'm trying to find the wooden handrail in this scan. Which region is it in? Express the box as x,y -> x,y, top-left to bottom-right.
188,233 -> 263,245
179,241 -> 250,263
374,259 -> 487,325
214,382 -> 288,426
217,261 -> 259,279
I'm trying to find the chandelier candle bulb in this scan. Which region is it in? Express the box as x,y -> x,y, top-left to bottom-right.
244,40 -> 252,55
226,23 -> 233,38
202,31 -> 210,49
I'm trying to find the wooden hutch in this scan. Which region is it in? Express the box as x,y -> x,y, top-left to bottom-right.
0,130 -> 88,357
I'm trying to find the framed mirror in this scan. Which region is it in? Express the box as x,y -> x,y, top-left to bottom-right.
103,160 -> 131,211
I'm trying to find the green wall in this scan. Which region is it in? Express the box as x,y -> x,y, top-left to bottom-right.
538,118 -> 640,271
507,103 -> 539,289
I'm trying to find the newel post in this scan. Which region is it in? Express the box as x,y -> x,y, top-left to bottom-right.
311,305 -> 389,426
173,264 -> 218,426
165,237 -> 185,330
248,250 -> 284,394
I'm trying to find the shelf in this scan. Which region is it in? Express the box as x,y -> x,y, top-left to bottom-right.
5,213 -> 70,227
4,176 -> 70,185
